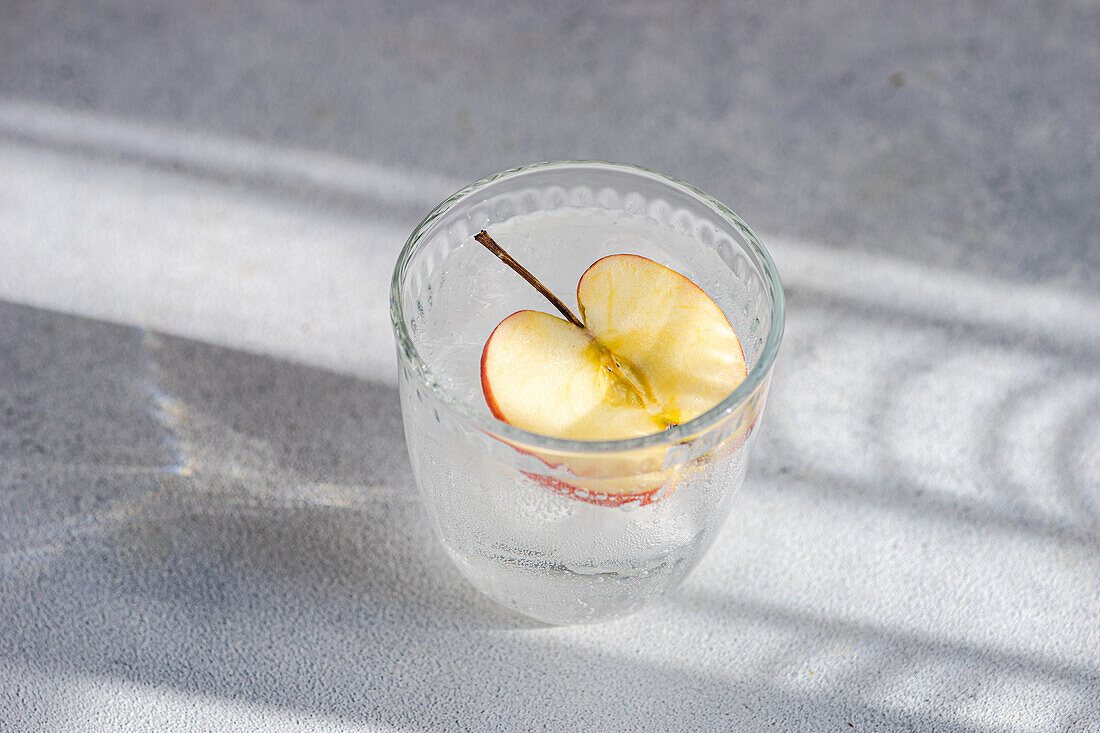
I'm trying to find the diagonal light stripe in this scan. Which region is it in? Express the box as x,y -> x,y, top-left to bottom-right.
769,236 -> 1100,355
1,99 -> 1096,378
0,99 -> 462,208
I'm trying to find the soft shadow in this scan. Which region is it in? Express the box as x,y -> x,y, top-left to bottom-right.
1053,395 -> 1100,527
769,285 -> 1100,549
0,298 -> 523,625
684,590 -> 1100,722
1,300 -> 1020,731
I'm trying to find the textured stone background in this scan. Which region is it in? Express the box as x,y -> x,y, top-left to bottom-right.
1,1 -> 1098,730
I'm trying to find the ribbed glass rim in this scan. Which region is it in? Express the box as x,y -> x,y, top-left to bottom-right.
390,160 -> 785,453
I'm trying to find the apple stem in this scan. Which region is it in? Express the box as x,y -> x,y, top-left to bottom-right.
475,230 -> 661,413
474,230 -> 585,329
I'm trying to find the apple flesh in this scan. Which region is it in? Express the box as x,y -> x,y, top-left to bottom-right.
480,254 -> 747,503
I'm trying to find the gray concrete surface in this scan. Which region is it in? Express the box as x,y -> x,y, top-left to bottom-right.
1,1 -> 1099,730
3,0 -> 1097,290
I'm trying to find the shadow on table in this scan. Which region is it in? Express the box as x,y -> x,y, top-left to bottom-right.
762,285 -> 1100,548
1,300 -> 1097,731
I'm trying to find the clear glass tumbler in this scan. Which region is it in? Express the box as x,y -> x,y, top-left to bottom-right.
390,161 -> 784,624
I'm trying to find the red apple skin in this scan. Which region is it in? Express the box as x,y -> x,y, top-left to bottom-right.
518,413 -> 758,509
480,311 -> 521,425
481,310 -> 667,507
483,367 -> 759,511
522,471 -> 671,508
480,255 -> 751,508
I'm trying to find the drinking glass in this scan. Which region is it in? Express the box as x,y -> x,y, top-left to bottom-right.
390,161 -> 784,624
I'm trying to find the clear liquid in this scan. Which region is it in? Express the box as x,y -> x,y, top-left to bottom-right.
401,207 -> 763,624
401,393 -> 751,623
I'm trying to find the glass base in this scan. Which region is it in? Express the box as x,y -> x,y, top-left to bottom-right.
444,541 -> 700,624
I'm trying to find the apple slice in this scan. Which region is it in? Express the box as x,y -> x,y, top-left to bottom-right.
477,232 -> 747,504
578,254 -> 747,429
482,309 -> 668,441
